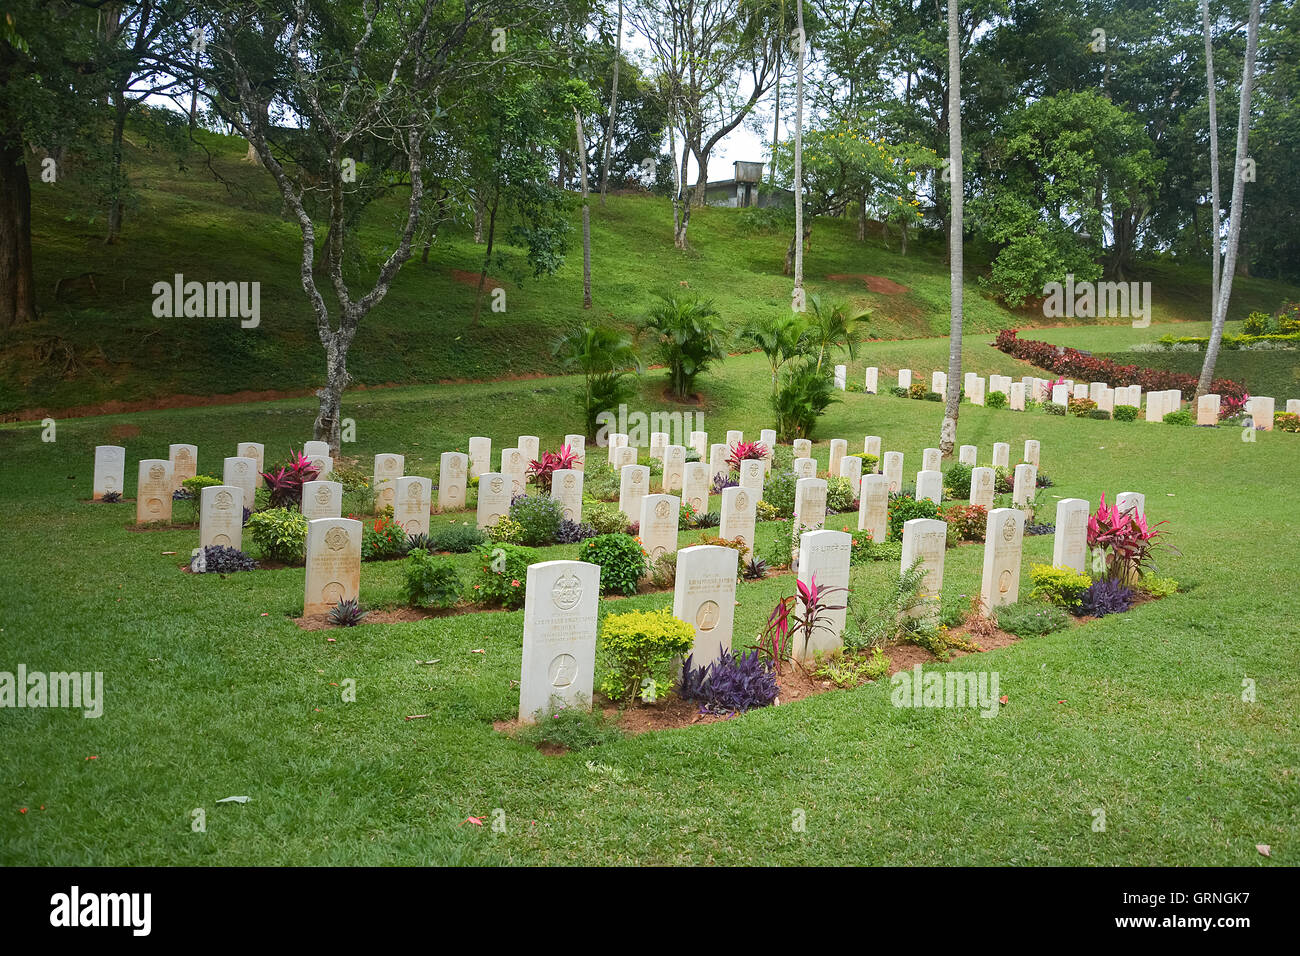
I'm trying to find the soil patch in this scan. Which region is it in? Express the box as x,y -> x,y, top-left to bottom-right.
448,268 -> 508,289
825,273 -> 910,294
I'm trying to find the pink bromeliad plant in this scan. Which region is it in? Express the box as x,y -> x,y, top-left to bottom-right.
261,450 -> 320,509
757,573 -> 846,674
527,444 -> 581,493
1086,493 -> 1179,583
727,440 -> 768,472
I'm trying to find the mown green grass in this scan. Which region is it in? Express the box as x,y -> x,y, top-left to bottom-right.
1,340 -> 1297,865
7,124 -> 1297,415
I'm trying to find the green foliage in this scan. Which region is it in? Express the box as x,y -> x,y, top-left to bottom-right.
427,522 -> 488,553
761,472 -> 798,517
598,608 -> 695,702
849,531 -> 902,564
772,359 -> 838,441
552,325 -> 641,436
402,549 -> 463,609
327,599 -> 368,627
1113,404 -> 1140,422
1088,408 -> 1112,419
640,291 -> 727,397
245,508 -> 308,564
886,493 -> 941,542
1163,409 -> 1195,426
825,476 -> 856,513
986,390 -> 1009,409
517,698 -> 623,749
995,600 -> 1072,637
584,500 -> 630,535
944,463 -> 973,499
360,515 -> 411,560
763,519 -> 795,569
813,647 -> 891,687
1043,401 -> 1067,416
581,467 -> 620,502
649,551 -> 677,589
182,474 -> 224,495
1140,576 -> 1181,598
508,493 -> 564,545
581,534 -> 648,596
736,312 -> 810,393
487,514 -> 526,544
1028,564 -> 1093,611
845,558 -> 936,651
471,543 -> 537,609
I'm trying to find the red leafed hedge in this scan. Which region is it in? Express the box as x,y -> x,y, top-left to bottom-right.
993,330 -> 1249,416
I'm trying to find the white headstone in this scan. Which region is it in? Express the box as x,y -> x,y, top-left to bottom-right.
1197,394 -> 1220,426
1115,491 -> 1145,518
200,485 -> 243,548
992,442 -> 1010,468
719,486 -> 757,552
606,433 -> 628,466
476,473 -> 511,529
169,443 -> 197,491
393,476 -> 432,535
759,429 -> 777,472
304,440 -> 330,459
970,466 -> 995,510
501,447 -> 527,497
438,452 -> 469,510
92,445 -> 125,500
237,443 -> 265,486
883,451 -> 904,493
1052,498 -> 1090,575
1287,399 -> 1300,416
662,444 -> 686,493
517,435 -> 540,464
964,371 -> 978,395
683,461 -> 710,514
969,376 -> 986,406
794,457 -> 817,479
959,445 -> 977,466
900,518 -> 947,621
834,364 -> 847,390
980,508 -> 1026,614
1089,382 -> 1106,403
738,458 -> 765,499
898,368 -> 912,390
303,517 -> 362,616
1249,396 -> 1275,431
223,456 -> 257,511
689,430 -> 709,462
839,455 -> 863,496
619,464 -> 650,520
1009,382 -> 1026,411
828,438 -> 847,478
1023,440 -> 1040,469
612,445 -> 637,469
931,370 -> 947,395
1012,463 -> 1036,506
922,447 -> 941,472
864,367 -> 879,393
301,480 -> 342,521
649,432 -> 669,461
468,437 -> 491,479
858,474 -> 890,542
794,529 -> 852,660
709,443 -> 731,482
307,455 -> 332,479
674,545 -> 739,670
916,470 -> 943,504
794,477 -> 828,532
793,438 -> 812,460
1052,384 -> 1071,406
373,453 -> 404,512
639,494 -> 680,565
551,469 -> 583,522
1097,386 -> 1114,414
1073,383 -> 1089,401
518,560 -> 600,722
863,436 -> 881,466
726,429 -> 744,449
564,435 -> 586,471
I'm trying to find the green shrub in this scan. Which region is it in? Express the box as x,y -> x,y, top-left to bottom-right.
516,698 -> 623,748
761,471 -> 798,516
360,515 -> 412,560
1043,401 -> 1067,416
584,500 -> 631,535
772,359 -> 838,440
640,290 -> 727,397
182,474 -> 224,495
1069,397 -> 1098,417
826,476 -> 856,512
755,500 -> 780,522
581,534 -> 648,595
471,542 -> 538,608
925,391 -> 943,401
908,382 -> 928,400
649,551 -> 677,589
245,508 -> 308,564
886,493 -> 941,542
995,600 -> 1072,637
1113,404 -> 1140,422
487,515 -> 524,544
861,453 -> 879,472
581,467 -> 620,502
509,493 -> 564,545
1140,575 -> 1180,598
427,522 -> 488,553
890,385 -> 910,398
986,390 -> 1008,409
598,607 -> 695,701
943,462 -> 973,499
402,549 -> 463,609
1163,408 -> 1195,426
849,531 -> 901,564
1088,408 -> 1112,420
1028,564 -> 1092,611
763,519 -> 795,568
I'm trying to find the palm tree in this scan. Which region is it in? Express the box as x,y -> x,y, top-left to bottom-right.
1196,0 -> 1261,400
599,0 -> 623,206
552,324 -> 641,436
803,295 -> 866,373
791,0 -> 806,304
640,291 -> 727,397
939,0 -> 964,457
737,312 -> 809,392
1200,0 -> 1222,341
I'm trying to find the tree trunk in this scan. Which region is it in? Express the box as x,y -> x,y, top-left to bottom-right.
857,195 -> 867,241
792,0 -> 806,295
598,0 -> 623,205
1197,0 -> 1260,400
0,138 -> 37,328
673,134 -> 693,249
472,195 -> 500,326
473,198 -> 485,243
940,0 -> 964,457
1201,0 -> 1222,322
575,110 -> 592,308
105,93 -> 129,243
770,40 -> 781,186
314,333 -> 352,455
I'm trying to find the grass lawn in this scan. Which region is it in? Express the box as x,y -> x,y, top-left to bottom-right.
1,342 -> 1297,865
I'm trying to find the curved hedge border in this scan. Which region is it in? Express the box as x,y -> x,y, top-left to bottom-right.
993,329 -> 1249,416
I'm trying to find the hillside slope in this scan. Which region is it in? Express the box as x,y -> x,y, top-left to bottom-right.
4,125 -> 1297,417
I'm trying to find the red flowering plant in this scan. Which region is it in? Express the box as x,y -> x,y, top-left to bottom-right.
726,440 -> 769,472
757,574 -> 846,674
527,444 -> 581,493
345,513 -> 409,560
1086,494 -> 1180,584
261,450 -> 320,509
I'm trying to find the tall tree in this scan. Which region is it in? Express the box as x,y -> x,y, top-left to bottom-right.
939,0 -> 963,457
792,0 -> 806,298
597,0 -> 622,205
1197,0 -> 1261,400
1200,0 -> 1222,320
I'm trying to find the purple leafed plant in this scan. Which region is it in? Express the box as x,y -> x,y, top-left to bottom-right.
1079,579 -> 1134,617
711,473 -> 738,494
679,648 -> 779,715
555,518 -> 597,543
